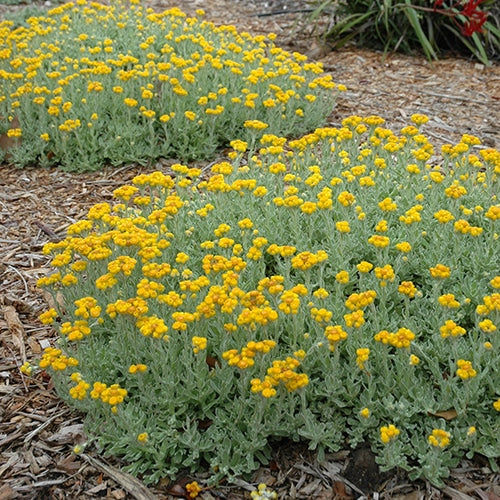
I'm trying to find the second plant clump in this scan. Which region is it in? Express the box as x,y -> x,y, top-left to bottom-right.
0,0 -> 341,171
33,114 -> 500,486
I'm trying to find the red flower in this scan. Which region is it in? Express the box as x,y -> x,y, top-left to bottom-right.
460,0 -> 488,36
432,0 -> 489,37
461,13 -> 488,35
461,0 -> 486,18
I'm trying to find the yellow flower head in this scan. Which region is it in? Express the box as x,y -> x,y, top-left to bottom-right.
335,270 -> 349,284
137,432 -> 148,443
380,424 -> 400,443
244,119 -> 268,131
355,347 -> 370,369
409,354 -> 420,366
411,114 -> 429,126
359,407 -> 370,418
39,308 -> 58,325
456,359 -> 477,380
357,261 -> 373,273
428,429 -> 451,448
429,264 -> 451,279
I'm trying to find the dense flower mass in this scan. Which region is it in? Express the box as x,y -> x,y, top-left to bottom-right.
0,0 -> 342,170
35,115 -> 499,485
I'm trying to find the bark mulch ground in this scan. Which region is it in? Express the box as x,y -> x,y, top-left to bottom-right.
1,0 -> 499,498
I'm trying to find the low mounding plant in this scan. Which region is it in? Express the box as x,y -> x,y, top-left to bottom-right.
308,0 -> 500,65
31,114 -> 499,486
0,0 -> 342,171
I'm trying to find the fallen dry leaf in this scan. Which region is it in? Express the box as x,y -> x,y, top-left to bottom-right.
427,409 -> 458,420
1,295 -> 33,315
167,483 -> 188,498
0,483 -> 18,500
26,337 -> 41,354
110,489 -> 127,500
333,480 -> 354,499
23,447 -> 42,475
56,454 -> 83,475
2,305 -> 26,364
46,423 -> 85,445
86,481 -> 108,495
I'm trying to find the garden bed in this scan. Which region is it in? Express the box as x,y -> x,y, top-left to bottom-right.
0,0 -> 499,499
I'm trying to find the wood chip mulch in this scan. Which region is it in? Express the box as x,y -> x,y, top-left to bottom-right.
1,0 -> 499,498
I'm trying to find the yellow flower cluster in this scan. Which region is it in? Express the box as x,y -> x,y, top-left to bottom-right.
437,293 -> 460,308
434,209 -> 454,224
251,356 -> 308,397
374,328 -> 415,348
137,432 -> 149,444
428,429 -> 451,448
440,320 -> 466,338
380,424 -> 400,443
356,261 -> 373,273
368,234 -> 390,248
192,336 -> 207,354
69,372 -> 90,400
344,310 -> 365,328
237,305 -> 279,330
399,204 -> 423,224
223,340 -> 276,369
310,307 -> 333,323
359,407 -> 370,418
129,364 -> 148,374
478,319 -> 496,333
39,308 -> 58,325
344,290 -> 377,310
324,325 -> 348,350
90,381 -> 128,412
356,348 -> 370,370
244,120 -> 269,131
476,293 -> 500,315
106,297 -> 149,319
429,264 -> 451,279
60,319 -> 91,341
374,264 -> 395,286
20,362 -> 34,376
456,359 -> 477,380
291,250 -> 328,271
398,281 -> 418,298
278,289 -> 301,314
107,255 -> 138,276
454,219 -> 483,236
409,354 -> 420,366
250,483 -> 277,500
39,347 -> 78,371
74,296 -> 101,319
258,275 -> 285,295
186,481 -> 203,498
0,0 -> 341,169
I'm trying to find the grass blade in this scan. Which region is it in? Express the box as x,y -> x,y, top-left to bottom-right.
402,0 -> 437,60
